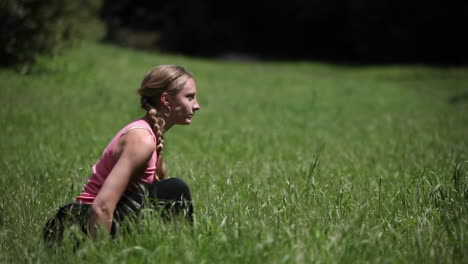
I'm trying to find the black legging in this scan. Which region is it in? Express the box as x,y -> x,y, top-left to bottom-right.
43,177 -> 193,245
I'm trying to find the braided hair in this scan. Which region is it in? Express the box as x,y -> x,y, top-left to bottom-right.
137,65 -> 193,180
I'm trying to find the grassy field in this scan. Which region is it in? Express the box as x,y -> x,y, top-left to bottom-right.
1,41 -> 467,263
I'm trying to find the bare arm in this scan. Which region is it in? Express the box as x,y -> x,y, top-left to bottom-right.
89,129 -> 155,238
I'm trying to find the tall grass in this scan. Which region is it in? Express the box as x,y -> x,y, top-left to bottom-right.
1,42 -> 467,263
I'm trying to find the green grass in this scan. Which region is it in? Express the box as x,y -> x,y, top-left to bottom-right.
1,41 -> 467,263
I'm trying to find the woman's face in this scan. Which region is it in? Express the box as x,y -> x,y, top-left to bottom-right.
167,78 -> 200,125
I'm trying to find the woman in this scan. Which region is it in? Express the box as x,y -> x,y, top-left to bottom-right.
44,65 -> 200,243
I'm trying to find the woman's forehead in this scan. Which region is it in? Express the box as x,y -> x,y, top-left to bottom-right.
182,78 -> 196,92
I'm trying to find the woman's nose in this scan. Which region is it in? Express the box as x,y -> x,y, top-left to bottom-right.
193,99 -> 200,111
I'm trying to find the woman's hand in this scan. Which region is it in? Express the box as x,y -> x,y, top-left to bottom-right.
89,129 -> 155,238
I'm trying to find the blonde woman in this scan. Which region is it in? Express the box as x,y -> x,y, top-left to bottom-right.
44,65 -> 200,243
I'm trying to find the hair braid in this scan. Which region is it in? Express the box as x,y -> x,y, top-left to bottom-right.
141,96 -> 165,152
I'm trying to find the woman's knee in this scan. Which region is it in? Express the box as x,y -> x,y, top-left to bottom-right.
168,177 -> 191,193
155,177 -> 192,201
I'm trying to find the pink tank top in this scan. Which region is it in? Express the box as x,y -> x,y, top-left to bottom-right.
76,119 -> 159,204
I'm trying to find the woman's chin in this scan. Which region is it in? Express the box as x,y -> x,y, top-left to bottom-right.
180,118 -> 192,125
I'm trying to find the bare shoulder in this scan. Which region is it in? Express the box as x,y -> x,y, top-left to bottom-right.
115,128 -> 156,160
123,128 -> 155,150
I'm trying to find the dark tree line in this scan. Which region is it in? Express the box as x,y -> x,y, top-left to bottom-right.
102,0 -> 468,65
2,0 -> 466,67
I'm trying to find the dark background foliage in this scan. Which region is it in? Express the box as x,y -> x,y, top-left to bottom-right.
101,0 -> 468,65
0,0 -> 103,69
1,0 -> 467,67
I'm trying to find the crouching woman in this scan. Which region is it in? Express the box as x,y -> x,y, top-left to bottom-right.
44,65 -> 200,244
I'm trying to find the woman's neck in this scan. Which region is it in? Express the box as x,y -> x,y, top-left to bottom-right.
162,120 -> 173,133
143,115 -> 173,133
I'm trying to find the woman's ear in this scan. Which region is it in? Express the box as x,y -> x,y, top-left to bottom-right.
160,92 -> 170,107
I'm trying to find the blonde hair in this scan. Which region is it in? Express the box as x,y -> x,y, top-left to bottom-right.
137,65 -> 193,179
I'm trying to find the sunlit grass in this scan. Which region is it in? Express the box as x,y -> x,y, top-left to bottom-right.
1,41 -> 467,263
